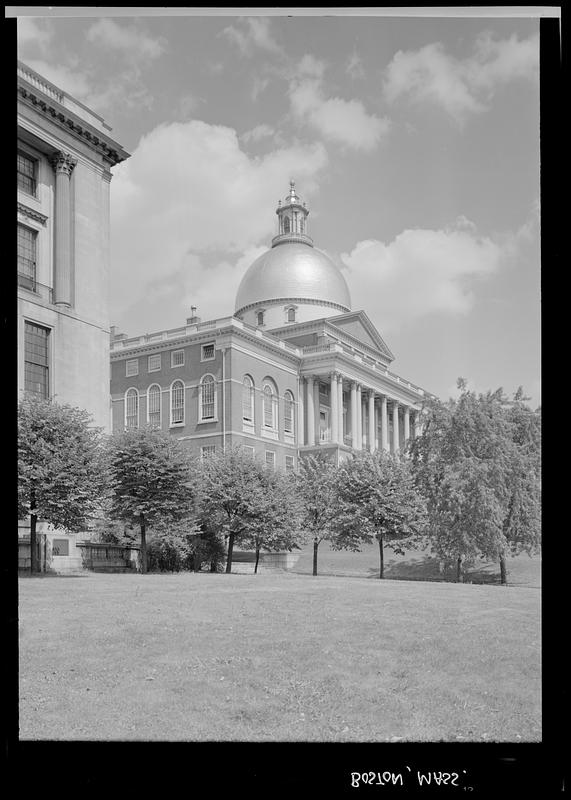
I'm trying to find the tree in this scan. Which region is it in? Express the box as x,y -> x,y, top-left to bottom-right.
18,396 -> 108,573
410,381 -> 541,583
333,450 -> 427,579
198,447 -> 286,573
296,453 -> 340,576
108,427 -> 195,573
240,468 -> 302,573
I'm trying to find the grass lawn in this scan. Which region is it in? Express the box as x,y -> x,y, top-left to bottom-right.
18,570 -> 541,742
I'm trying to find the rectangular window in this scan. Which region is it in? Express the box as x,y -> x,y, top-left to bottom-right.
171,350 -> 184,367
125,359 -> 139,377
243,446 -> 255,458
201,343 -> 215,361
265,451 -> 276,469
18,224 -> 37,290
52,539 -> 69,556
24,321 -> 50,399
201,445 -> 216,459
148,354 -> 161,372
17,150 -> 37,196
285,455 -> 295,473
201,378 -> 215,420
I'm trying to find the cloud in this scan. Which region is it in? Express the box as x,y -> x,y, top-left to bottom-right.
110,120 -> 328,332
221,17 -> 284,58
22,59 -> 92,101
383,32 -> 538,124
86,18 -> 166,62
241,123 -> 276,143
17,17 -> 53,53
289,56 -> 389,151
341,219 -> 508,332
346,51 -> 365,80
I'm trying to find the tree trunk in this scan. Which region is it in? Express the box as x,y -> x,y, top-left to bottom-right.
30,509 -> 38,574
312,537 -> 319,576
139,513 -> 147,574
499,554 -> 508,585
378,535 -> 384,579
456,555 -> 463,583
254,545 -> 260,575
225,532 -> 235,573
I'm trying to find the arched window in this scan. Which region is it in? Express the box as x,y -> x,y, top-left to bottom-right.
257,310 -> 265,326
287,307 -> 296,323
242,375 -> 254,423
284,390 -> 295,434
263,381 -> 278,430
125,388 -> 139,429
200,374 -> 216,421
300,216 -> 305,234
147,384 -> 161,428
170,380 -> 185,425
283,216 -> 290,234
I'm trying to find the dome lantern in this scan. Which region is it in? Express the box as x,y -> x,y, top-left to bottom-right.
272,180 -> 313,248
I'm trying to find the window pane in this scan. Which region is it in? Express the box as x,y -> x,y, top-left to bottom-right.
265,451 -> 275,468
148,354 -> 161,372
126,390 -> 139,429
148,385 -> 161,427
24,322 -> 49,398
126,359 -> 138,376
201,377 -> 215,419
18,225 -> 37,285
171,381 -> 185,423
17,151 -> 37,195
263,386 -> 273,427
284,393 -> 294,432
171,350 -> 184,367
202,344 -> 214,360
242,377 -> 253,421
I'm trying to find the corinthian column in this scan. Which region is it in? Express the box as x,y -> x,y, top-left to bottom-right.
306,376 -> 315,446
356,384 -> 362,450
50,151 -> 77,307
392,401 -> 400,453
368,390 -> 376,453
381,395 -> 388,451
350,381 -> 357,448
404,406 -> 410,442
338,377 -> 344,444
330,372 -> 338,444
298,377 -> 305,445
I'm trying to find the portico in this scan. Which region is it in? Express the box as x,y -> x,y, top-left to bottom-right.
298,369 -> 423,457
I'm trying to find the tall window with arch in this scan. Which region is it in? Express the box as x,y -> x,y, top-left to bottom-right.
125,388 -> 139,429
242,375 -> 255,423
147,384 -> 161,428
170,380 -> 185,425
263,380 -> 278,430
287,306 -> 296,323
200,374 -> 216,420
284,390 -> 295,436
257,310 -> 265,326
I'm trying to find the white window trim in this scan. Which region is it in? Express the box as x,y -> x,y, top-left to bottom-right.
124,387 -> 139,430
265,450 -> 276,470
285,455 -> 295,472
17,148 -> 39,199
125,359 -> 139,377
147,383 -> 162,428
284,304 -> 298,324
256,308 -> 267,327
284,390 -> 295,438
148,354 -> 161,373
201,343 -> 216,362
242,445 -> 255,459
169,379 -> 185,427
242,375 -> 255,429
201,445 -> 216,459
198,374 -> 218,423
171,349 -> 185,368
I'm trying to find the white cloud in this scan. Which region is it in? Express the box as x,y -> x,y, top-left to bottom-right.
110,120 -> 328,331
241,123 -> 276,143
17,17 -> 53,53
341,220 -> 507,332
22,59 -> 92,100
383,33 -> 539,124
289,56 -> 389,151
347,51 -> 365,80
221,17 -> 284,58
86,18 -> 166,61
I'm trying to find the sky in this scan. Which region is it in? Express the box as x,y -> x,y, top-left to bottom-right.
15,8 -> 544,408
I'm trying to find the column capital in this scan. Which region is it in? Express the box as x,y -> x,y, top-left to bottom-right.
50,151 -> 77,176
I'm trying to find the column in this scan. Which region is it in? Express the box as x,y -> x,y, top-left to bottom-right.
392,401 -> 400,453
350,381 -> 357,448
368,390 -> 376,453
338,377 -> 344,444
381,395 -> 389,451
306,376 -> 315,446
356,384 -> 362,450
404,406 -> 410,443
298,377 -> 305,445
50,151 -> 77,307
314,378 -> 321,444
330,372 -> 338,444
414,411 -> 422,439
374,400 -> 380,450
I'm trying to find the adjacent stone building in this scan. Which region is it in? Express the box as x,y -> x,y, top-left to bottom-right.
110,182 -> 433,467
17,61 -> 130,572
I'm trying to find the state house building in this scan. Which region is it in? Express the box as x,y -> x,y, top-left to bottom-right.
110,182 -> 433,468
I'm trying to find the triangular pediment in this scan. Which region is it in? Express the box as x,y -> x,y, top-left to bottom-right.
326,310 -> 395,362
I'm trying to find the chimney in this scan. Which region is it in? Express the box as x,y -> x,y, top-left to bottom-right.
186,305 -> 201,325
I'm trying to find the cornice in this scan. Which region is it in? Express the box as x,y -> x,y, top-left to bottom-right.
18,84 -> 130,167
17,202 -> 48,225
235,297 -> 350,316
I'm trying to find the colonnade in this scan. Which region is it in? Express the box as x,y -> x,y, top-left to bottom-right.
298,372 -> 421,452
